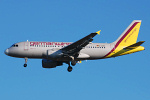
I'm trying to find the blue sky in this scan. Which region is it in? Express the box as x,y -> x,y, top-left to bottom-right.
0,0 -> 150,100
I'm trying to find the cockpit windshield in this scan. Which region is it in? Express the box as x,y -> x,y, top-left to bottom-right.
11,44 -> 18,47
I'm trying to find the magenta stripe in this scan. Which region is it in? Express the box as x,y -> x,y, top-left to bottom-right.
104,22 -> 139,57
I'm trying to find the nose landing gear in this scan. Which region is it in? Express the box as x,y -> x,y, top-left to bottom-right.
24,57 -> 28,67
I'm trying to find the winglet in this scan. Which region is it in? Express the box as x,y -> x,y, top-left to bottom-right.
96,30 -> 101,35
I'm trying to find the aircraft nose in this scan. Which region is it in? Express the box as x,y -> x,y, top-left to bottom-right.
4,49 -> 9,55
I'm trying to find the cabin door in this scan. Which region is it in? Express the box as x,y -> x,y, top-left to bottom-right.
24,42 -> 29,51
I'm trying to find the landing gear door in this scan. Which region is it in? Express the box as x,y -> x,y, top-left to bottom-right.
24,42 -> 29,51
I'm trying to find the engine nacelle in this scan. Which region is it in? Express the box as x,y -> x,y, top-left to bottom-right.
42,59 -> 63,68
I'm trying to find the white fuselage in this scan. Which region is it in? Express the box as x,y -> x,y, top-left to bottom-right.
5,41 -> 114,61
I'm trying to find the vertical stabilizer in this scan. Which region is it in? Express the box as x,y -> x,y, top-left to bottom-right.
104,20 -> 142,58
114,20 -> 141,47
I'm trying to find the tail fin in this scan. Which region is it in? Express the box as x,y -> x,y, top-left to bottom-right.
114,20 -> 141,47
104,20 -> 143,58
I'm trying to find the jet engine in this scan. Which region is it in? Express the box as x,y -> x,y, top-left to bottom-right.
42,59 -> 63,68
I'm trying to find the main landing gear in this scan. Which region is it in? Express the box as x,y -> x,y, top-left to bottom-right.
67,66 -> 73,72
67,60 -> 77,72
66,61 -> 72,72
24,57 -> 28,67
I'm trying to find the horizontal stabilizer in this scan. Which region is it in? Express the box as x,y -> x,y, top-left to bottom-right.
111,41 -> 145,57
124,41 -> 145,50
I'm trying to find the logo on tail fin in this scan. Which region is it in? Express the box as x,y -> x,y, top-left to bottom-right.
124,28 -> 137,43
104,20 -> 143,58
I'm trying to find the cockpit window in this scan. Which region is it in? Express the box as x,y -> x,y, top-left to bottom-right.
11,45 -> 15,47
11,44 -> 18,47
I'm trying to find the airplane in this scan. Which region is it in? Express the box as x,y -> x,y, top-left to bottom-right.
4,20 -> 145,72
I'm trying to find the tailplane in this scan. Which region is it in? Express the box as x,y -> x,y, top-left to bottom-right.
110,41 -> 145,57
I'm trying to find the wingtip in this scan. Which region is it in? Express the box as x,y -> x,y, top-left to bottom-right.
96,30 -> 101,35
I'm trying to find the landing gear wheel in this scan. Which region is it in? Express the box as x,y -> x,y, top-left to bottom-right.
67,66 -> 73,72
71,60 -> 76,66
24,64 -> 27,67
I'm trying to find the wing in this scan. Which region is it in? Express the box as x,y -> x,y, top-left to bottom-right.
61,31 -> 100,57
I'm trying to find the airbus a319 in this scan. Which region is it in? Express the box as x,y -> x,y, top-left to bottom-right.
5,20 -> 145,72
